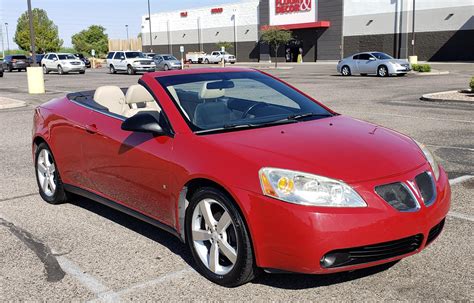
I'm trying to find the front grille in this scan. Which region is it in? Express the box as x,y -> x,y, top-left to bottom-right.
321,234 -> 424,268
426,219 -> 445,245
375,182 -> 419,211
415,172 -> 436,206
139,60 -> 152,65
70,62 -> 81,65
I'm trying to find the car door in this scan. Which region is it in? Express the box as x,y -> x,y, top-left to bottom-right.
113,52 -> 125,70
154,56 -> 163,70
81,94 -> 176,225
357,53 -> 377,74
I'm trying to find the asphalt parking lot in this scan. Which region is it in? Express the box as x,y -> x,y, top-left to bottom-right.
0,64 -> 473,301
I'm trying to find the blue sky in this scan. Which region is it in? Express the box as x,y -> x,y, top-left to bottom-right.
0,0 -> 237,50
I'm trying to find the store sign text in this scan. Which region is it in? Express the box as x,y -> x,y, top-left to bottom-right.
275,0 -> 312,14
211,8 -> 224,14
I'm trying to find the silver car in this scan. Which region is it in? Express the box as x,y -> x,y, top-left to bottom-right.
153,54 -> 182,71
337,52 -> 411,77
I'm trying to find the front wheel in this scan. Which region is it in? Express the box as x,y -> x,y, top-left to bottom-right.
185,187 -> 257,287
35,143 -> 68,204
205,59 -> 210,64
127,65 -> 135,75
58,65 -> 64,75
377,65 -> 388,77
341,65 -> 351,76
109,65 -> 116,74
79,70 -> 85,74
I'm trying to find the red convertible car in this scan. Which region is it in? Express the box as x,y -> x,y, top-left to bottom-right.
32,68 -> 450,286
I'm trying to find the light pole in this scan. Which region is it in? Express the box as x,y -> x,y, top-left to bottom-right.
5,23 -> 10,53
1,25 -> 5,58
147,0 -> 153,52
27,0 -> 37,64
125,24 -> 129,50
411,0 -> 416,56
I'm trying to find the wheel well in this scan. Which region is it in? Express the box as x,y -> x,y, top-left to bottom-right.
33,136 -> 46,149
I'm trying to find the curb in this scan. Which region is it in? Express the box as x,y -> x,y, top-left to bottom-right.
0,97 -> 27,110
410,70 -> 450,76
420,90 -> 474,104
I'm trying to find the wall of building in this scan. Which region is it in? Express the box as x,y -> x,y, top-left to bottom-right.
342,0 -> 474,60
317,0 -> 344,60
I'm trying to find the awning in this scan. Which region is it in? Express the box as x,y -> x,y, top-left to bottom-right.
261,21 -> 331,31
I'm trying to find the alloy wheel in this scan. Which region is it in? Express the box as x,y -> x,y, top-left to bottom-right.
191,198 -> 238,275
37,149 -> 57,197
378,66 -> 387,77
342,66 -> 350,76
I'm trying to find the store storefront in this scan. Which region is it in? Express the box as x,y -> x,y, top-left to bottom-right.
141,0 -> 473,62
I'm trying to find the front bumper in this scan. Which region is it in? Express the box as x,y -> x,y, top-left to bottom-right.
133,66 -> 156,72
232,164 -> 450,274
12,63 -> 29,69
63,65 -> 86,72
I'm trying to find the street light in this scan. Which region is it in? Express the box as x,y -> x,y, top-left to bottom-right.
147,0 -> 153,52
5,22 -> 10,53
125,24 -> 129,50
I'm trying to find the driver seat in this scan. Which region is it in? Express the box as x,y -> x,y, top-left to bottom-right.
193,82 -> 232,127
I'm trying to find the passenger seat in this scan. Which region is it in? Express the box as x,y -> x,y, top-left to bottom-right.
123,84 -> 161,117
93,86 -> 127,116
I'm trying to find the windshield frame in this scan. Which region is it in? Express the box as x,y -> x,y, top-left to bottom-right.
155,71 -> 334,134
58,54 -> 77,60
371,52 -> 394,60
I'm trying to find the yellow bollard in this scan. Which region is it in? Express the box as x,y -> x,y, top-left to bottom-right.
27,67 -> 45,94
297,54 -> 303,63
409,56 -> 418,65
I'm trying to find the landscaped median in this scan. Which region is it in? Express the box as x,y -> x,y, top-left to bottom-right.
421,77 -> 474,103
410,63 -> 449,76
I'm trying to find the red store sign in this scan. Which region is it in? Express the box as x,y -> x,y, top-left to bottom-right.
180,11 -> 188,17
211,7 -> 224,14
275,0 -> 312,14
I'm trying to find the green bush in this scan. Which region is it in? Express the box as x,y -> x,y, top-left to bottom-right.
412,64 -> 431,73
470,76 -> 474,90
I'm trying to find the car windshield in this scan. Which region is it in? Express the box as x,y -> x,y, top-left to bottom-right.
12,55 -> 27,60
126,52 -> 145,58
156,71 -> 333,133
58,54 -> 76,60
163,55 -> 177,61
371,52 -> 393,60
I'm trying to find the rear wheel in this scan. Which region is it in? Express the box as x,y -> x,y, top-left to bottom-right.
341,65 -> 351,76
185,187 -> 257,287
35,143 -> 68,204
164,64 -> 169,71
377,65 -> 388,77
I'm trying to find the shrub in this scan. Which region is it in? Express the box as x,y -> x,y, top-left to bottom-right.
412,64 -> 431,73
470,76 -> 474,90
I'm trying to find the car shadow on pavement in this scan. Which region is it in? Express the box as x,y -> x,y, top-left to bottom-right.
69,194 -> 398,289
252,261 -> 398,289
69,194 -> 197,270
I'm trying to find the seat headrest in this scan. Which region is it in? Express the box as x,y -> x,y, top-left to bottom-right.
125,84 -> 154,104
94,86 -> 125,111
199,82 -> 225,99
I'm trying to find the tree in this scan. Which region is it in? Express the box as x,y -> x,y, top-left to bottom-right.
260,27 -> 292,67
72,25 -> 108,56
14,8 -> 63,53
216,41 -> 233,53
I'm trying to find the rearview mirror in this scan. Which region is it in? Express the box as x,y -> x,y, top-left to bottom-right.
121,112 -> 167,135
206,80 -> 235,90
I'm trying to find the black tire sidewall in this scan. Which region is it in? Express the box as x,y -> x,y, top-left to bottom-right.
185,187 -> 255,287
34,143 -> 67,204
342,66 -> 351,76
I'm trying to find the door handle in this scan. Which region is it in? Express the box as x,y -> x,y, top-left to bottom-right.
85,124 -> 98,134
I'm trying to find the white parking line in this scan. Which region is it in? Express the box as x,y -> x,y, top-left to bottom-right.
56,256 -> 116,300
449,175 -> 474,186
447,211 -> 474,222
349,111 -> 474,124
426,144 -> 474,152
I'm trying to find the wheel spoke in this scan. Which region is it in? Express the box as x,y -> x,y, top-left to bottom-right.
218,239 -> 237,264
192,229 -> 211,241
38,162 -> 47,174
209,242 -> 219,272
48,176 -> 56,192
49,163 -> 56,173
216,211 -> 231,233
199,200 -> 216,228
42,175 -> 49,192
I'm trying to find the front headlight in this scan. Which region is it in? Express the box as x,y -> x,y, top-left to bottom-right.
414,140 -> 440,180
259,168 -> 367,207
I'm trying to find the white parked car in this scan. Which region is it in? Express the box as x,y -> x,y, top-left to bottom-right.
106,51 -> 156,75
337,52 -> 411,77
203,51 -> 236,64
42,53 -> 86,75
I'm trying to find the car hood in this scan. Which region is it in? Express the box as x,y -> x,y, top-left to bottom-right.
384,59 -> 409,65
202,115 -> 426,183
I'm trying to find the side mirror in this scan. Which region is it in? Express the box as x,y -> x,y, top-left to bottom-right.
120,56 -> 125,60
369,57 -> 376,61
121,112 -> 167,135
53,57 -> 58,61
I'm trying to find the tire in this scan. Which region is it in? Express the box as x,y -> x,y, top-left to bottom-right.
35,143 -> 68,204
0,72 -> 3,78
127,65 -> 135,75
109,65 -> 116,74
8,65 -> 13,72
377,65 -> 388,77
79,70 -> 85,74
205,59 -> 210,64
185,187 -> 257,287
341,65 -> 351,76
43,65 -> 49,74
58,65 -> 64,75
360,73 -> 367,76
164,64 -> 169,71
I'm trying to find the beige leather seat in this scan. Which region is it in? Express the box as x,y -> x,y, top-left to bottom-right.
123,84 -> 161,117
199,82 -> 225,99
93,86 -> 126,115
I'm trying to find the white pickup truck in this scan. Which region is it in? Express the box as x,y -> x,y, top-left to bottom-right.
203,51 -> 236,64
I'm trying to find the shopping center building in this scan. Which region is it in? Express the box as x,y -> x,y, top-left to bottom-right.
141,0 -> 474,62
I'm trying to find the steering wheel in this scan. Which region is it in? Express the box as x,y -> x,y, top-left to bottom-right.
241,102 -> 268,119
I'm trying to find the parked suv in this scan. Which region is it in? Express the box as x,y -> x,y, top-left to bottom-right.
2,55 -> 30,72
106,51 -> 155,75
42,53 -> 86,74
